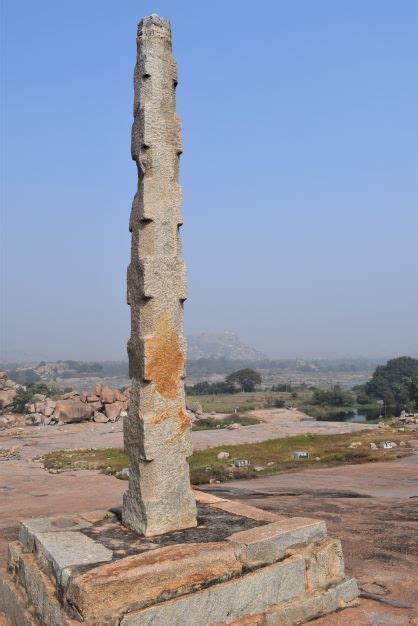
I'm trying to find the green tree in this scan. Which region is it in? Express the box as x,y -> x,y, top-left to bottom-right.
225,368 -> 262,392
365,356 -> 418,408
11,388 -> 33,413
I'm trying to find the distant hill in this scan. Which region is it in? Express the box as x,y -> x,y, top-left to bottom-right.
187,332 -> 266,361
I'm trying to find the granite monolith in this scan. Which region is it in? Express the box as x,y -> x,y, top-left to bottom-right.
122,14 -> 197,536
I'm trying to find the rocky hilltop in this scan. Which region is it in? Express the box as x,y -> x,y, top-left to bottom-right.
187,332 -> 266,360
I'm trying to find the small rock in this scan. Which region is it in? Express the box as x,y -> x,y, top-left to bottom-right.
369,442 -> 377,449
93,412 -> 110,423
217,451 -> 230,460
254,466 -> 265,471
104,401 -> 123,422
228,423 -> 241,430
25,413 -> 42,426
399,441 -> 407,446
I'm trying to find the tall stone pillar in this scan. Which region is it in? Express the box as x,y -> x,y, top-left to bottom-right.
123,14 -> 197,536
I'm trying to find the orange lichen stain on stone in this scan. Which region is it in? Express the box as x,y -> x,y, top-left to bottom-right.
151,409 -> 170,426
151,406 -> 190,434
144,311 -> 185,399
175,407 -> 190,434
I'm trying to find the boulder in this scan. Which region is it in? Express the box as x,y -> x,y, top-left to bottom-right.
62,391 -> 79,400
4,380 -> 16,389
114,390 -> 125,402
93,412 -> 110,423
53,399 -> 93,424
25,413 -> 42,426
100,386 -> 115,404
43,399 -> 56,417
87,394 -> 100,403
41,414 -> 52,426
120,410 -> 128,418
88,400 -> 102,411
27,403 -> 36,414
0,371 -> 7,379
95,384 -> 102,396
217,451 -> 230,460
35,401 -> 46,414
104,401 -> 123,421
79,392 -> 88,403
0,388 -> 16,407
228,423 -> 241,430
369,442 -> 377,449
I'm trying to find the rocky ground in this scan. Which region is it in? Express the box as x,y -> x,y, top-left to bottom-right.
204,445 -> 418,624
1,413 -> 417,624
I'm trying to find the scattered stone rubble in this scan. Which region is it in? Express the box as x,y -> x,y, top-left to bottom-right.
24,384 -> 130,426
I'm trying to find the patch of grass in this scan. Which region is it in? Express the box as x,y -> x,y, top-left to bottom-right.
188,430 -> 410,484
41,447 -> 129,472
40,429 -> 411,484
186,391 -> 299,414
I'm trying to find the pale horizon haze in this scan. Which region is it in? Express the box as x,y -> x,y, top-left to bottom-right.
1,1 -> 417,361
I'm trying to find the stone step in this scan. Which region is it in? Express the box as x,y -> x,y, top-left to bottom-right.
227,516 -> 327,567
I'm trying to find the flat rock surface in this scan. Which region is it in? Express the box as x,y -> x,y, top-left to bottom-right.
0,409 -> 374,461
205,441 -> 418,623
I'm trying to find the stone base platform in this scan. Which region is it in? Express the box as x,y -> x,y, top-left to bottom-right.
0,491 -> 359,625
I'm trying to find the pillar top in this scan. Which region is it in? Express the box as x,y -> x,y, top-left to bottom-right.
137,14 -> 171,41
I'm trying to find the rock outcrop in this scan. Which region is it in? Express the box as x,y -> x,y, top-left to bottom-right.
22,386 -> 131,426
0,372 -> 18,408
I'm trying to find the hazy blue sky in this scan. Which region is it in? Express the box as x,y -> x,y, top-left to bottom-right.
1,0 -> 417,360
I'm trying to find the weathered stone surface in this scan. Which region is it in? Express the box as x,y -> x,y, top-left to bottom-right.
123,13 -> 197,536
34,531 -> 113,586
121,555 -> 305,625
53,399 -> 93,424
66,542 -> 241,620
264,577 -> 359,625
19,515 -> 92,551
0,578 -> 37,626
212,499 -> 282,523
17,552 -> 77,626
297,537 -> 345,591
227,517 -> 327,567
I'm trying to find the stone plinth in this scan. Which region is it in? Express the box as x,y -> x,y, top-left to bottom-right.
0,492 -> 359,625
